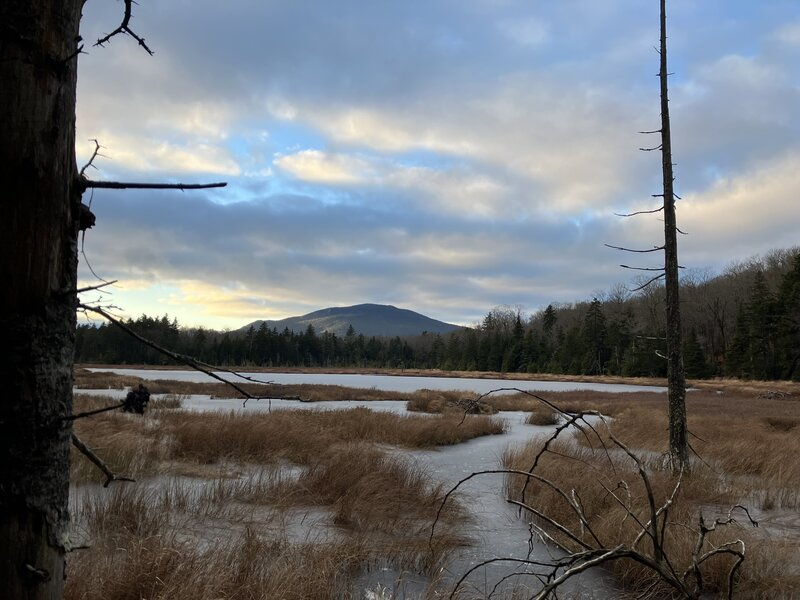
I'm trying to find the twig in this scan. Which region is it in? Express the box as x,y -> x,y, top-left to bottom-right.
71,433 -> 135,487
63,280 -> 118,297
630,273 -> 666,292
605,243 -> 665,253
79,139 -> 105,178
614,206 -> 664,218
64,402 -> 125,421
94,0 -> 155,55
620,265 -> 666,271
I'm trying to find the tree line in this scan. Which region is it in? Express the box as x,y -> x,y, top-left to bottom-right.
76,247 -> 800,380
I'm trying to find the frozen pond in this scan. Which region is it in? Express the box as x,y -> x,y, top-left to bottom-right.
88,367 -> 666,394
75,383 -> 618,598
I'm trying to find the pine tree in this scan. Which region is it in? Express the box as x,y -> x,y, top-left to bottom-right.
582,298 -> 609,375
776,252 -> 800,379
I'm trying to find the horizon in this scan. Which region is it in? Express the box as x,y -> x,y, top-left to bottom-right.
75,1 -> 800,330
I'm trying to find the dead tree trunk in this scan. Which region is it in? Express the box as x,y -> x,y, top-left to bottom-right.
0,3 -> 83,597
659,0 -> 689,471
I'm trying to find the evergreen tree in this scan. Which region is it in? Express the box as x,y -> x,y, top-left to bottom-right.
726,271 -> 779,379
776,252 -> 800,379
582,298 -> 609,375
683,329 -> 711,379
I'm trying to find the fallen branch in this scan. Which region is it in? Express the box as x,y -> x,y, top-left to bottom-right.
71,433 -> 135,487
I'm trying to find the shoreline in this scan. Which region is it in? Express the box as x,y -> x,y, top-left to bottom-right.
76,363 -> 800,394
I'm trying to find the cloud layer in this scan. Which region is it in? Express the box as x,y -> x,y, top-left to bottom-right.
75,1 -> 800,327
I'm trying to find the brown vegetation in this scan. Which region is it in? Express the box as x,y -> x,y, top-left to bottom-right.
72,394 -> 504,481
71,372 -> 800,597
68,393 -> 502,598
68,477 -> 459,600
525,409 -> 560,426
501,386 -> 800,598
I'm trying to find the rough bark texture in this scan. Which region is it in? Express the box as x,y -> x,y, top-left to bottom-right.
659,0 -> 689,471
1,3 -> 83,597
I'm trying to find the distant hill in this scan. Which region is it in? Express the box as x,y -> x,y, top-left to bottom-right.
241,303 -> 462,337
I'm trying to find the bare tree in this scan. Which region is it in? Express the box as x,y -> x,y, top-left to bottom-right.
607,0 -> 688,471
1,4 -> 84,597
1,3 -> 223,596
658,0 -> 688,472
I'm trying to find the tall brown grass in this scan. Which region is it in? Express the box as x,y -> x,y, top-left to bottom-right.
502,384 -> 800,598
69,393 -> 495,598
72,395 -> 504,478
67,516 -> 372,600
525,409 -> 560,426
69,460 -> 465,599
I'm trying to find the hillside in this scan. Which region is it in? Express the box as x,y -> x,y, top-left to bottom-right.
241,303 -> 462,337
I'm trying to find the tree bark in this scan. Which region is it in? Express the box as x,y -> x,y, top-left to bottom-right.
1,3 -> 83,597
659,0 -> 689,471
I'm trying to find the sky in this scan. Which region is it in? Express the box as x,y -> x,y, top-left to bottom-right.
75,0 -> 800,329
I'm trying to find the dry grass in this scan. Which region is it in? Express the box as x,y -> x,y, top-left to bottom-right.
502,384 -> 800,598
68,530 -> 366,600
72,370 -> 800,597
67,477 -> 399,600
68,394 -> 486,598
406,389 -> 498,414
159,407 -> 504,466
586,391 -> 800,512
525,409 -> 560,426
72,394 -> 504,480
149,393 -> 184,409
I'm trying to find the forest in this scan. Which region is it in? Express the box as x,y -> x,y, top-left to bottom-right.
75,247 -> 800,380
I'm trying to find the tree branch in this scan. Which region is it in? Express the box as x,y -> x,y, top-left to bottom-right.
605,244 -> 665,253
79,139 -> 105,178
620,265 -> 666,272
77,304 -> 271,408
71,433 -> 135,487
64,402 -> 125,421
614,206 -> 664,218
630,273 -> 666,292
94,0 -> 154,55
80,180 -> 227,192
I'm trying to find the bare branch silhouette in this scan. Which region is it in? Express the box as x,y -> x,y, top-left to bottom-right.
80,180 -> 227,192
94,0 -> 155,55
605,243 -> 665,253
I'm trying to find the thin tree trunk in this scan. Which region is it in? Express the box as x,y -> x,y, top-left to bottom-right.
659,0 -> 689,471
1,3 -> 83,597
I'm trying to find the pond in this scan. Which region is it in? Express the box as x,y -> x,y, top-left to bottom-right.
76,369 -> 626,597
88,367 -> 666,395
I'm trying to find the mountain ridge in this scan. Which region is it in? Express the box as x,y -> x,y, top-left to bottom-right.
240,303 -> 462,338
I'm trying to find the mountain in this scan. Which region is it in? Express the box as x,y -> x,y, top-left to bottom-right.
241,303 -> 462,337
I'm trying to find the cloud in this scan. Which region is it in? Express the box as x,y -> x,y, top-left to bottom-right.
772,20 -> 800,46
679,151 -> 800,258
79,132 -> 241,177
275,150 -> 373,184
73,1 -> 800,327
291,75 -> 651,214
496,17 -> 551,47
